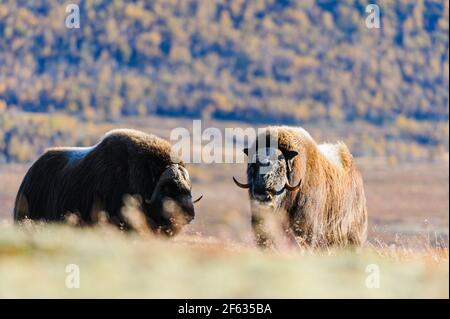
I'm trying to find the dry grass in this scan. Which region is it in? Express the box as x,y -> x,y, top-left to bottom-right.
0,222 -> 448,298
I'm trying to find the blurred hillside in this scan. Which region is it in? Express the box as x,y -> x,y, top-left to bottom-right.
0,0 -> 449,163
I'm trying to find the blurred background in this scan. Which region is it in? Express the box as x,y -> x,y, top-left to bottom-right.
0,0 -> 448,248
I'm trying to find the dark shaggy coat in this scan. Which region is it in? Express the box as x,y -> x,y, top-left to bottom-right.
14,129 -> 191,231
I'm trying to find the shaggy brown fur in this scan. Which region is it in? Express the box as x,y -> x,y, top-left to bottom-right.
14,129 -> 197,235
246,126 -> 368,248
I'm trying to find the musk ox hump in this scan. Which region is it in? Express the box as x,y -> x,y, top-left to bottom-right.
318,142 -> 353,170
103,128 -> 177,164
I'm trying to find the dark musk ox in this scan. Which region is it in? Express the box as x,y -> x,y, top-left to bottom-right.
233,126 -> 368,248
14,129 -> 202,235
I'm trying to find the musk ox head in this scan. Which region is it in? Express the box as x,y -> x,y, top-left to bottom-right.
233,129 -> 302,209
144,163 -> 202,235
233,147 -> 301,208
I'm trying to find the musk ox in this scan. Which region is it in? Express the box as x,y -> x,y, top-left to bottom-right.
233,126 -> 368,248
14,129 -> 202,235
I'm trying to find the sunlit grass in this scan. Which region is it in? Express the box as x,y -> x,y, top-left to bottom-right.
0,222 -> 448,298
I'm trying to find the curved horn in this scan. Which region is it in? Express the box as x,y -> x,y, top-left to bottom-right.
232,176 -> 250,189
284,179 -> 302,191
193,195 -> 203,203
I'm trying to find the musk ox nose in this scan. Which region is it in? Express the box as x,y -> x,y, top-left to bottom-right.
162,196 -> 195,223
179,198 -> 195,222
253,188 -> 272,202
185,212 -> 194,223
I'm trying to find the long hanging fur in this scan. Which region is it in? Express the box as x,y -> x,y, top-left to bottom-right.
253,126 -> 368,247
14,129 -> 179,226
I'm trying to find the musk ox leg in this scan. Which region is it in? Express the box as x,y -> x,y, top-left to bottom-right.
252,215 -> 304,249
251,209 -> 294,249
251,214 -> 276,248
251,201 -> 303,249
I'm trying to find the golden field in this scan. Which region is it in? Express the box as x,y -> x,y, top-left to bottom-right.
0,223 -> 448,298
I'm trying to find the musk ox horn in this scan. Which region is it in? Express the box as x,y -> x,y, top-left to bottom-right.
284,179 -> 302,191
232,176 -> 250,189
193,195 -> 203,203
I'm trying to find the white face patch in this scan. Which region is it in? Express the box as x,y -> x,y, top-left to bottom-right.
179,165 -> 190,181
